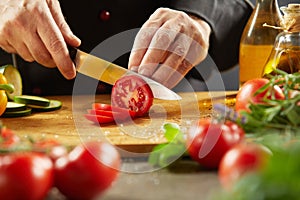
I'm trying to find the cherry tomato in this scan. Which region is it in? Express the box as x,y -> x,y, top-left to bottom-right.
54,141 -> 121,200
0,152 -> 54,200
111,75 -> 154,117
0,126 -> 20,148
218,142 -> 271,190
236,78 -> 285,112
186,118 -> 245,169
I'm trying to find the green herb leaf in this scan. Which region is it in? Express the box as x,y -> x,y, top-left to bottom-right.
148,123 -> 187,167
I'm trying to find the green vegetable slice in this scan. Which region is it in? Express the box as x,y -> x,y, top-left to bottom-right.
5,102 -> 27,112
2,65 -> 22,100
2,108 -> 32,118
14,95 -> 50,107
28,100 -> 62,112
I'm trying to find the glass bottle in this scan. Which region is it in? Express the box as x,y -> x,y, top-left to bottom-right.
262,4 -> 300,77
239,0 -> 282,84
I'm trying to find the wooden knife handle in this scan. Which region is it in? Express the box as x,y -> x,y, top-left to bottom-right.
67,45 -> 77,62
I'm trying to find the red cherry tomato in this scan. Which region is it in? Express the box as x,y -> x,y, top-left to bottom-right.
111,75 -> 154,117
236,78 -> 285,112
186,118 -> 245,169
54,141 -> 121,200
218,142 -> 271,190
0,152 -> 54,200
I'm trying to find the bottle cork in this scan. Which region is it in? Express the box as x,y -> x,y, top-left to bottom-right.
280,4 -> 300,32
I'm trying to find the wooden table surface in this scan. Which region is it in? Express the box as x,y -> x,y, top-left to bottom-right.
1,91 -> 237,200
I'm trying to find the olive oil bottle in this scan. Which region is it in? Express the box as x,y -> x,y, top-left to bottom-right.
239,0 -> 282,84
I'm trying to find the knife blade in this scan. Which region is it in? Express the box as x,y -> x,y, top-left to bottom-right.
68,47 -> 181,100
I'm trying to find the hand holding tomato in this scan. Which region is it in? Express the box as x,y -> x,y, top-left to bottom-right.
186,119 -> 245,169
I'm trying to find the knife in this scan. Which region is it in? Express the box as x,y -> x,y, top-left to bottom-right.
68,47 -> 181,100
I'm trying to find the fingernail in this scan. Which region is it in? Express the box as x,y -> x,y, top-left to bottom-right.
64,70 -> 76,80
139,68 -> 152,77
130,66 -> 139,72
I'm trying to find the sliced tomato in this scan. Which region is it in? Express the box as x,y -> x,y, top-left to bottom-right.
111,75 -> 154,117
92,103 -> 137,118
84,114 -> 115,124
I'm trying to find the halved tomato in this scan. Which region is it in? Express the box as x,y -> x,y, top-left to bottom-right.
111,75 -> 153,117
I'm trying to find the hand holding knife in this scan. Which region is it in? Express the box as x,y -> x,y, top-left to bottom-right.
68,46 -> 181,100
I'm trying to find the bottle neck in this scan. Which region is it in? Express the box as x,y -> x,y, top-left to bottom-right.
256,0 -> 279,10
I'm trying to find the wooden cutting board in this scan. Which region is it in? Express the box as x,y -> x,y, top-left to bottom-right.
1,91 -> 237,153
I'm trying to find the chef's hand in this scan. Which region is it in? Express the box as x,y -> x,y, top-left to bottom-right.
0,0 -> 80,79
128,8 -> 211,89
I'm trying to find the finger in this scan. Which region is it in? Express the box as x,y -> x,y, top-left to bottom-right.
151,52 -> 185,87
25,32 -> 56,67
48,0 -> 81,47
186,38 -> 208,66
37,6 -> 76,79
138,27 -> 177,77
11,42 -> 34,62
150,31 -> 192,86
0,41 -> 17,54
128,27 -> 157,72
163,59 -> 193,89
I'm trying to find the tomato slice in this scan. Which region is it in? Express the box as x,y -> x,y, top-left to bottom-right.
92,103 -> 137,118
84,114 -> 115,124
111,75 -> 154,117
87,109 -> 133,121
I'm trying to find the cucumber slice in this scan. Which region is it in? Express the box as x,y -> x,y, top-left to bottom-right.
5,102 -> 27,112
2,108 -> 32,118
28,100 -> 62,112
2,65 -> 22,100
14,95 -> 50,107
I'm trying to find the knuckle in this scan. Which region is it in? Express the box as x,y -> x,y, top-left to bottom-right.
48,38 -> 65,55
173,44 -> 187,57
178,59 -> 192,75
151,30 -> 172,50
